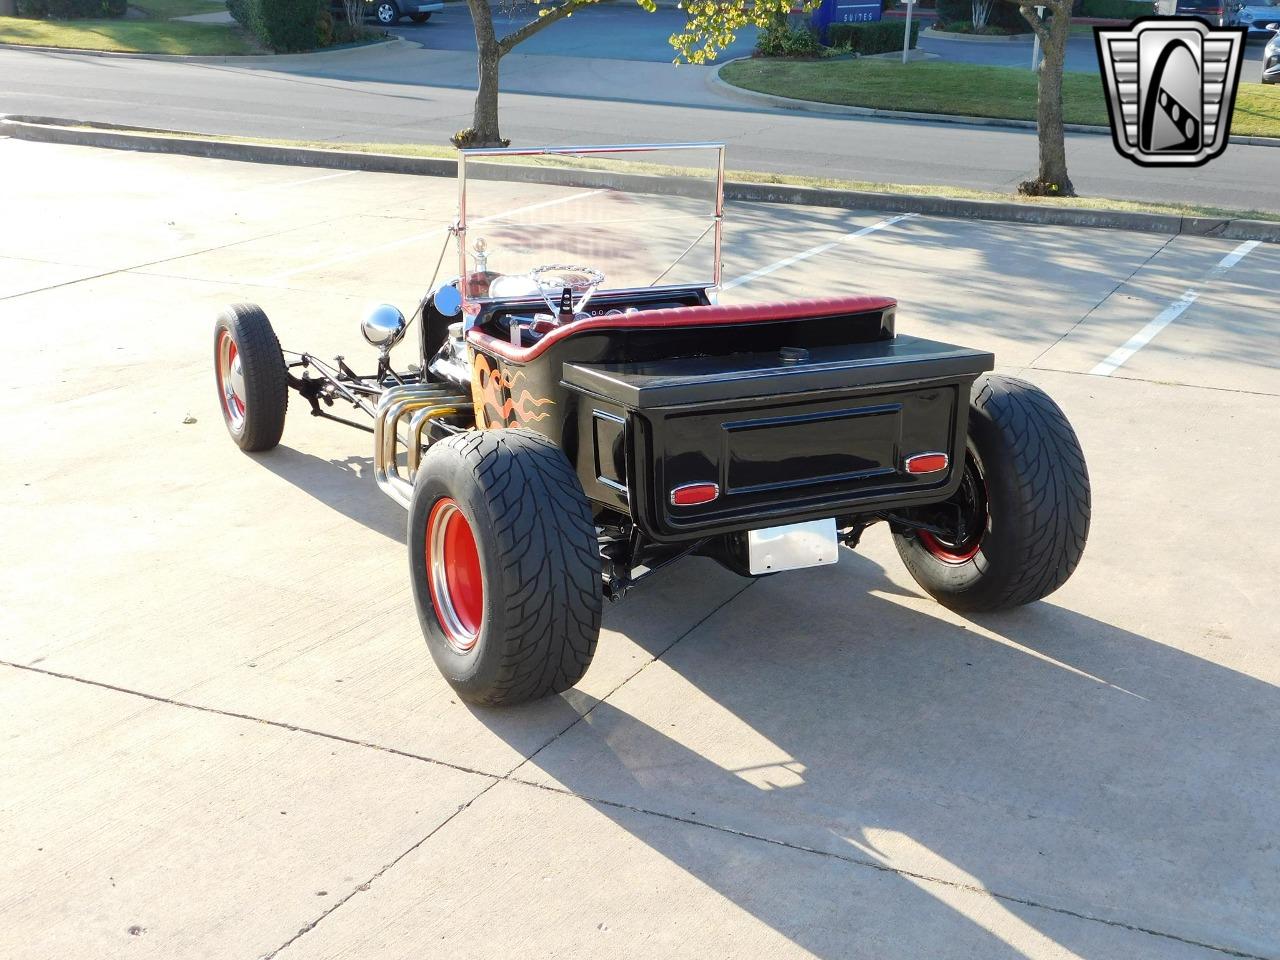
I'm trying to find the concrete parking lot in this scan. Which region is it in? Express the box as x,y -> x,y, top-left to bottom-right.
1,138 -> 1278,960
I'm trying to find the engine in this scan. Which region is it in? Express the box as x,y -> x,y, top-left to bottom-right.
428,322 -> 471,390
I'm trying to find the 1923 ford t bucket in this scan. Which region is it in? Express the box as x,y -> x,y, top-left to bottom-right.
213,143 -> 1090,705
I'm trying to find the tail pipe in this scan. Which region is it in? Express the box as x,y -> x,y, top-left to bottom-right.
374,384 -> 471,507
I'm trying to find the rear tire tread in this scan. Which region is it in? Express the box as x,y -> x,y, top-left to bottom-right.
894,374 -> 1090,612
413,429 -> 602,705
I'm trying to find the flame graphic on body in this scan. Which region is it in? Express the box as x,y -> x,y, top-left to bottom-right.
471,353 -> 554,429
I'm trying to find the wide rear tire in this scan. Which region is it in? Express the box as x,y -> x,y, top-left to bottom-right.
892,374 -> 1090,612
409,429 -> 603,705
213,303 -> 288,453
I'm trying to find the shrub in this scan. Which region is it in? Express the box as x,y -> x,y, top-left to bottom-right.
934,0 -> 1030,31
16,0 -> 126,17
1080,0 -> 1148,17
934,18 -> 1019,33
826,20 -> 922,54
229,0 -> 329,51
755,15 -> 823,57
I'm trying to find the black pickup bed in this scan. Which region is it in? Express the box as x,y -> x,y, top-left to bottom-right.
563,336 -> 992,409
563,335 -> 994,542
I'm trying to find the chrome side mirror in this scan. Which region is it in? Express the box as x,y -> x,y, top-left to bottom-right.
360,303 -> 407,351
432,283 -> 462,317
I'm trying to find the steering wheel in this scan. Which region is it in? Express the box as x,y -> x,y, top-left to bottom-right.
528,264 -> 605,321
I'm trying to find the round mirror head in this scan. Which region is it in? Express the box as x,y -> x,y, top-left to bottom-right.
360,303 -> 406,350
432,283 -> 462,317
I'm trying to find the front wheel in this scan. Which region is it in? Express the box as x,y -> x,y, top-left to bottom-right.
408,429 -> 603,705
375,1 -> 399,23
892,374 -> 1090,612
213,303 -> 288,452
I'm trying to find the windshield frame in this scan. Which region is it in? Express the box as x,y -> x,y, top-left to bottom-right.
455,142 -> 726,319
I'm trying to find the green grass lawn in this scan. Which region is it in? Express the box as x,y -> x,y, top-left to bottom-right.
132,0 -> 224,15
720,58 -> 1280,139
0,0 -> 256,55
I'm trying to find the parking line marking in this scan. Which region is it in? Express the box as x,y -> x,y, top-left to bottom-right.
721,213 -> 917,291
1090,239 -> 1260,377
261,189 -> 603,285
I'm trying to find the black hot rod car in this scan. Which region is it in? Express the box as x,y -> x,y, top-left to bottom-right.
213,143 -> 1090,705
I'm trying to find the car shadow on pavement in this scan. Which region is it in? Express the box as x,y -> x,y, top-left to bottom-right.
253,445 -> 407,543
245,429 -> 1277,955
484,550 -> 1279,959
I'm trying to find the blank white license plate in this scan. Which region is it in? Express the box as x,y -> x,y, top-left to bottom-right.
747,518 -> 839,575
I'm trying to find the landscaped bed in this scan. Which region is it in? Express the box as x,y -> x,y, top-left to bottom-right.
720,58 -> 1280,140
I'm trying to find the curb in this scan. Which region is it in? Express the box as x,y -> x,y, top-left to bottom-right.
0,35 -> 401,63
920,27 -> 1034,42
3,116 -> 1277,243
710,59 -> 1280,149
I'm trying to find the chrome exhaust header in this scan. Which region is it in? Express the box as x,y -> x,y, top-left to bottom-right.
374,383 -> 471,508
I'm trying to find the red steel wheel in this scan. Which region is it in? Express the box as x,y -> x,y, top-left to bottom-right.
425,498 -> 484,652
916,453 -> 987,565
215,329 -> 247,431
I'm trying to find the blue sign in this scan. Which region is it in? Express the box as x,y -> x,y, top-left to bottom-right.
811,0 -> 882,38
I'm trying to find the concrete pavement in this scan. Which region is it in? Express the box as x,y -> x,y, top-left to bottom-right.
2,139 -> 1278,959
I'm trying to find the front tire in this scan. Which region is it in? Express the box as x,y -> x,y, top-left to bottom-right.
409,429 -> 603,705
213,303 -> 288,452
375,1 -> 399,24
892,374 -> 1090,612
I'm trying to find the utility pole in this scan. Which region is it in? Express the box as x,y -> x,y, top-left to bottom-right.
1030,4 -> 1045,71
902,0 -> 916,64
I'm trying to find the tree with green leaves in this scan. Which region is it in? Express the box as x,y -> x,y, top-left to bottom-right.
453,0 -> 802,147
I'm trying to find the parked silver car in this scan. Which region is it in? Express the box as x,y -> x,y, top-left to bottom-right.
332,0 -> 444,26
1264,24 -> 1279,83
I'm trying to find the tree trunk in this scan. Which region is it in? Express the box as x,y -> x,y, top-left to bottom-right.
1,0 -> 17,16
454,0 -> 509,148
1019,3 -> 1075,196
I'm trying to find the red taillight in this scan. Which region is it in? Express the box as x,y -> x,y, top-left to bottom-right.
670,482 -> 719,506
905,452 -> 949,475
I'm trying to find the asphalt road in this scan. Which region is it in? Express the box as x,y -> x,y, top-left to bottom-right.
387,6 -> 1271,74
387,4 -> 760,61
1,37 -> 1278,212
2,138 -> 1278,960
